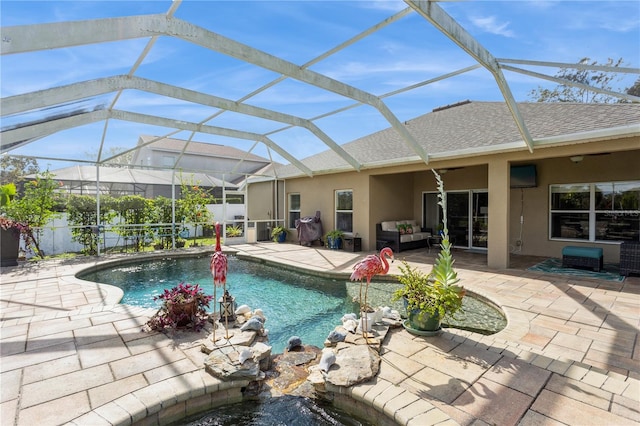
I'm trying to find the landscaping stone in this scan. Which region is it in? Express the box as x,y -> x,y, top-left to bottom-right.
325,343 -> 381,387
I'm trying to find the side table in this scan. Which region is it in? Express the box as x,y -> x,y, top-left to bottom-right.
343,237 -> 362,252
620,241 -> 640,277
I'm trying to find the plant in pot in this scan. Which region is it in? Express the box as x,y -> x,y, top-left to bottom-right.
325,229 -> 344,249
392,170 -> 465,335
152,238 -> 164,250
145,282 -> 213,332
175,236 -> 186,248
226,224 -> 243,237
0,183 -> 35,266
271,225 -> 287,243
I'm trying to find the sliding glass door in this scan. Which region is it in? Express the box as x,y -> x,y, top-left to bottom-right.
422,190 -> 488,249
471,191 -> 488,248
447,192 -> 469,247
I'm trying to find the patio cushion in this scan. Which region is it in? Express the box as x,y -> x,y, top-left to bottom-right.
562,246 -> 603,259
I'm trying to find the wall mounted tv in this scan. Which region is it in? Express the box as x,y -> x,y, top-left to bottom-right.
510,165 -> 537,188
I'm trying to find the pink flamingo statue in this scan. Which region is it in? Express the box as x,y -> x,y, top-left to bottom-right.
210,222 -> 228,341
350,247 -> 394,337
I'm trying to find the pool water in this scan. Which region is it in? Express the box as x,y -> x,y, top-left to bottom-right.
80,256 -> 507,353
178,395 -> 372,426
79,256 -> 360,353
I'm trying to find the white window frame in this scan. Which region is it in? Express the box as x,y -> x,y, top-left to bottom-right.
335,189 -> 353,234
288,193 -> 300,228
549,180 -> 640,243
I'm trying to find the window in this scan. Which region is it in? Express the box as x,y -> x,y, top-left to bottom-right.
288,193 -> 300,228
335,189 -> 353,233
550,181 -> 639,242
162,155 -> 175,167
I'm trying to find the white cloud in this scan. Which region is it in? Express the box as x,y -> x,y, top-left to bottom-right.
469,15 -> 515,38
359,0 -> 407,13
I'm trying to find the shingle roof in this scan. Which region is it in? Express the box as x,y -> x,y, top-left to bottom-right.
49,165 -> 236,188
276,101 -> 640,178
138,135 -> 271,164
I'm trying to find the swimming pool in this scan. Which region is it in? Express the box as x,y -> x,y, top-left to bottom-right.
79,256 -> 360,353
79,255 -> 506,353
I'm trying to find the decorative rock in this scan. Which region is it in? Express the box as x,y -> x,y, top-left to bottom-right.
235,304 -> 251,315
341,313 -> 357,323
238,348 -> 253,364
342,319 -> 357,333
382,306 -> 401,320
326,329 -> 346,343
274,346 -> 318,368
318,350 -> 336,372
240,317 -> 264,332
253,308 -> 266,321
286,336 -> 302,352
201,328 -> 257,353
204,347 -> 262,380
265,345 -> 320,396
305,369 -> 326,392
252,341 -> 273,371
325,343 -> 380,387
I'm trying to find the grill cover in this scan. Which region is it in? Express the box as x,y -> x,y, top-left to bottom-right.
295,211 -> 324,246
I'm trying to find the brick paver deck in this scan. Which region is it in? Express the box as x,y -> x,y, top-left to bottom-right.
1,244 -> 638,425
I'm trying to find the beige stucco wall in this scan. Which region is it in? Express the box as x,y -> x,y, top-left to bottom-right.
248,137 -> 639,265
508,148 -> 639,263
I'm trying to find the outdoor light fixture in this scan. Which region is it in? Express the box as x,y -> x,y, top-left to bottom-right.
570,156 -> 584,163
219,289 -> 236,324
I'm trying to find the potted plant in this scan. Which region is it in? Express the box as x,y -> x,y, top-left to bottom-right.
325,229 -> 344,249
152,238 -> 164,250
271,225 -> 287,243
0,183 -> 35,266
226,224 -> 243,237
392,170 -> 465,334
175,237 -> 186,248
145,282 -> 213,332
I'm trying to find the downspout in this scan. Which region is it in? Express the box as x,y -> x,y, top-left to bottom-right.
171,169 -> 176,249
222,174 -> 227,240
96,163 -> 101,257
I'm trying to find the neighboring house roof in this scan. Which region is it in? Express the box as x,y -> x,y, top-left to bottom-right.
275,101 -> 640,178
135,135 -> 272,164
49,165 -> 237,188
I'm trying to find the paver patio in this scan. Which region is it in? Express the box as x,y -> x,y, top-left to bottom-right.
1,243 -> 638,425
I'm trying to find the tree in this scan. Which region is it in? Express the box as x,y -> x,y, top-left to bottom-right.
0,156 -> 39,190
112,195 -> 154,252
4,171 -> 63,258
150,196 -> 175,249
67,195 -> 117,255
528,57 -> 629,103
627,77 -> 640,97
84,146 -> 134,168
177,175 -> 214,246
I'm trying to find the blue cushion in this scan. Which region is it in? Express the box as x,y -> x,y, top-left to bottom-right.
562,246 -> 603,259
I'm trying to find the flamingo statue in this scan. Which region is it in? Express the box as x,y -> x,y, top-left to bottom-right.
350,247 -> 394,337
210,222 -> 228,340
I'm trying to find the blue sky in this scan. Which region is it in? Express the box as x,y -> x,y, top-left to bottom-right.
1,0 -> 639,172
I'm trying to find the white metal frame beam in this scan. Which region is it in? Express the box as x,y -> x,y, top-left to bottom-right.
1,14 -> 431,165
1,108 -> 314,177
1,75 -> 362,171
405,0 -> 535,152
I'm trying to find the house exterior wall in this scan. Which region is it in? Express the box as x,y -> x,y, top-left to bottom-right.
508,148 -> 640,263
248,137 -> 639,266
281,172 -> 371,240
